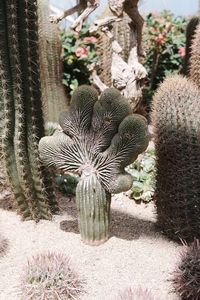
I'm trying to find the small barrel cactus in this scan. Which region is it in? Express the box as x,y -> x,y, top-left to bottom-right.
19,252 -> 85,300
173,239 -> 200,300
117,287 -> 157,300
39,85 -> 148,245
152,75 -> 200,242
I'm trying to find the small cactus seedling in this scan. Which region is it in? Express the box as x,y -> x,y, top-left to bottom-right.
19,252 -> 85,300
39,85 -> 148,245
116,287 -> 158,300
173,239 -> 200,300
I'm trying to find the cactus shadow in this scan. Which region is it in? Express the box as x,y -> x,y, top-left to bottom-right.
58,197 -> 158,241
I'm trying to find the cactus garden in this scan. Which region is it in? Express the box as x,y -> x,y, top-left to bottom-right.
0,0 -> 200,299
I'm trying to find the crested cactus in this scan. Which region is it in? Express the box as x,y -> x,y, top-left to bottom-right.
152,75 -> 200,242
0,0 -> 58,220
37,0 -> 69,122
182,16 -> 200,76
173,239 -> 200,300
39,85 -> 148,245
190,22 -> 200,88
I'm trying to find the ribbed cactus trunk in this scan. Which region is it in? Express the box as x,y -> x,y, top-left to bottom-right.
76,172 -> 111,245
0,0 -> 58,220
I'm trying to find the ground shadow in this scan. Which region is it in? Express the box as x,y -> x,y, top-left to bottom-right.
58,196 -> 158,241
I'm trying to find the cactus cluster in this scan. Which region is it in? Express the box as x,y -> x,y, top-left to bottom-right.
39,85 -> 148,244
0,0 -> 58,220
19,252 -> 85,300
116,287 -> 157,300
152,75 -> 200,242
173,239 -> 200,300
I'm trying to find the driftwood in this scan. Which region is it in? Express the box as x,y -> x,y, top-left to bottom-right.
51,0 -> 147,111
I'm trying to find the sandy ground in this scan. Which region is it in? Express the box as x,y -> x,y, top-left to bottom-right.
0,192 -> 182,300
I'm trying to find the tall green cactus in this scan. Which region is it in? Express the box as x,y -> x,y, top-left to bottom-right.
182,16 -> 200,76
190,22 -> 200,88
39,86 -> 148,245
152,75 -> 200,242
37,0 -> 69,122
0,0 -> 58,220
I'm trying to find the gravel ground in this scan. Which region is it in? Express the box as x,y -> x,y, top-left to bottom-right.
0,193 -> 182,300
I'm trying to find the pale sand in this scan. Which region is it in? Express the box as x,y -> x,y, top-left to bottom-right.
0,193 -> 182,300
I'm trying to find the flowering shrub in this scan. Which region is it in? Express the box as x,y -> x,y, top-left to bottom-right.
61,25 -> 99,96
143,10 -> 187,106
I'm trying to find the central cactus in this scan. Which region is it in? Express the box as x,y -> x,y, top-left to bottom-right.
39,86 -> 148,245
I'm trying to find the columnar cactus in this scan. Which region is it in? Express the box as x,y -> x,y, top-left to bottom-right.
152,75 -> 200,242
37,0 -> 69,122
190,23 -> 200,88
0,0 -> 58,220
182,17 -> 200,76
173,239 -> 200,300
39,86 -> 148,245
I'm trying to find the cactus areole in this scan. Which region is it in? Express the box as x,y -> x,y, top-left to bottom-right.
39,86 -> 148,245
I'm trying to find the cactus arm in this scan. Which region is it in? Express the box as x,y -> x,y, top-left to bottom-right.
0,1 -> 31,218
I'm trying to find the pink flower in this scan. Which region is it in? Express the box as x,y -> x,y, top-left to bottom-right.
178,47 -> 185,58
151,11 -> 158,17
83,36 -> 97,43
75,46 -> 88,58
155,34 -> 165,45
74,31 -> 79,38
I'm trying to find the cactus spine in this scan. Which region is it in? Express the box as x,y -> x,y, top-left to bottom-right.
39,86 -> 148,245
152,75 -> 200,242
0,0 -> 58,220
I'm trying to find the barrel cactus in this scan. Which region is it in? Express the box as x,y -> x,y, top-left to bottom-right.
182,16 -> 200,76
173,239 -> 200,300
39,85 -> 148,245
117,287 -> 157,300
190,22 -> 200,88
152,75 -> 200,242
0,0 -> 58,220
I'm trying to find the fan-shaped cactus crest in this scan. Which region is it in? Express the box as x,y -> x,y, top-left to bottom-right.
39,86 -> 148,245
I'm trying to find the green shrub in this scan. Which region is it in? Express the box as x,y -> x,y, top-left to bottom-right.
143,10 -> 187,106
61,24 -> 99,97
127,147 -> 155,203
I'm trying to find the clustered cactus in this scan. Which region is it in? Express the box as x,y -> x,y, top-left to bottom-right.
39,85 -> 148,244
152,75 -> 200,242
116,287 -> 157,300
173,239 -> 200,300
19,252 -> 85,300
0,0 -> 58,220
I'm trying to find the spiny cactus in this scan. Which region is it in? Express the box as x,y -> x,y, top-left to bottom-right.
182,16 -> 200,76
38,0 -> 69,123
190,22 -> 200,89
0,0 -> 58,220
96,11 -> 132,87
116,287 -> 157,300
39,85 -> 148,245
152,75 -> 200,242
173,239 -> 200,300
19,252 -> 85,300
